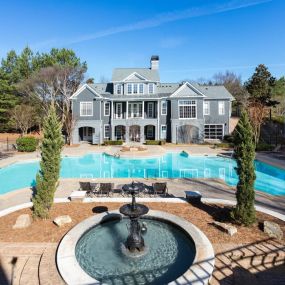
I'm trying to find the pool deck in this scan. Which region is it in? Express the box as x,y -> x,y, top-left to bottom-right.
1,177 -> 284,215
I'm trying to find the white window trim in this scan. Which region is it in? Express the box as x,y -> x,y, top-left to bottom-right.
146,125 -> 154,139
127,83 -> 132,94
161,100 -> 167,115
116,84 -> 122,95
148,83 -> 154,94
218,101 -> 225,115
80,101 -> 93,117
203,101 -> 210,115
104,102 -> 110,116
104,124 -> 110,139
204,124 -> 224,140
161,125 -> 167,139
178,100 -> 197,119
147,102 -> 154,118
139,83 -> 144,94
115,102 -> 123,119
128,102 -> 143,118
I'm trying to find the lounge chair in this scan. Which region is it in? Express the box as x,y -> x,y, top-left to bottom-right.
151,182 -> 168,197
79,182 -> 91,191
98,183 -> 114,197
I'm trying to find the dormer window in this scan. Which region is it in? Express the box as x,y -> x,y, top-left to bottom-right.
127,83 -> 132,94
116,84 -> 122,95
133,84 -> 138,94
149,83 -> 154,94
139,83 -> 144,94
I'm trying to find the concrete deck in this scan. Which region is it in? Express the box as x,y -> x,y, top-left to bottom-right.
1,178 -> 284,215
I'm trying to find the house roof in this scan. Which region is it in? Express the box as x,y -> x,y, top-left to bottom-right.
72,82 -> 234,101
112,68 -> 160,82
197,85 -> 234,100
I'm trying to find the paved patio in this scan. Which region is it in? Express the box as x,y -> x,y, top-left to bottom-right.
0,239 -> 284,285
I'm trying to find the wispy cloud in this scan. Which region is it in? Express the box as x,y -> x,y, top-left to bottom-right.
33,0 -> 272,48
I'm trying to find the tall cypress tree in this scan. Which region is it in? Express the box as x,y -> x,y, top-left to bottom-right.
231,111 -> 256,226
33,104 -> 64,218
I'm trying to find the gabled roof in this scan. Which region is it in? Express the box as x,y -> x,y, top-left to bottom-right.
112,68 -> 160,82
198,85 -> 235,100
170,82 -> 206,98
69,84 -> 102,99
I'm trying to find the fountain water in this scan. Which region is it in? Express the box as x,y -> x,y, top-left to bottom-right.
57,182 -> 215,285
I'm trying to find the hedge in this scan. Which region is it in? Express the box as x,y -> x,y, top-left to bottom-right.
104,140 -> 123,145
145,140 -> 166,145
16,136 -> 38,152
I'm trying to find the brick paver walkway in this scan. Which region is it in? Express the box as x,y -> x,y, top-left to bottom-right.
0,243 -> 65,285
0,240 -> 284,285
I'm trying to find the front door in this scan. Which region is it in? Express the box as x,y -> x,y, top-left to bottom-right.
82,127 -> 93,142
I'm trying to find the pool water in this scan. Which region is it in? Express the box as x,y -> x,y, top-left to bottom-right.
0,152 -> 284,195
75,218 -> 196,284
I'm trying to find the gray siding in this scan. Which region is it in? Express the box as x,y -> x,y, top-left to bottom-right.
204,99 -> 231,134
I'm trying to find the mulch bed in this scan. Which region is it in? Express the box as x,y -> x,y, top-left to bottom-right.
0,202 -> 284,244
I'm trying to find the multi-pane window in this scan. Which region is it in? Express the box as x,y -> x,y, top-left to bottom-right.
179,100 -> 196,119
147,102 -> 154,118
204,101 -> 210,115
161,125 -> 167,139
139,83 -> 144,94
115,103 -> 123,119
204,124 -> 223,140
218,101 -> 225,115
104,102 -> 110,116
116,84 -> 122,95
133,84 -> 138,94
148,83 -> 154,94
127,83 -> 132,94
104,125 -> 110,139
80,102 -> 93,116
161,100 -> 167,115
128,102 -> 142,118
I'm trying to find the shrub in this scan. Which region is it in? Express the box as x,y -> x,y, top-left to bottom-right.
33,104 -> 64,219
16,136 -> 38,152
104,140 -> 123,145
145,140 -> 165,145
256,143 -> 274,151
231,111 -> 256,226
223,135 -> 234,143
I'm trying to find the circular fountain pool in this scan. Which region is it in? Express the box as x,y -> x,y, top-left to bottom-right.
76,218 -> 195,284
57,210 -> 215,285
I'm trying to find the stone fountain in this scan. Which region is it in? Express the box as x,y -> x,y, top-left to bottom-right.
120,182 -> 149,252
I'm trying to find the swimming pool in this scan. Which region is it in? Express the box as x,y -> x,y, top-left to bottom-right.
0,152 -> 284,196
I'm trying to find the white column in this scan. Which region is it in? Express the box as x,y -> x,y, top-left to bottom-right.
142,101 -> 144,119
156,100 -> 160,140
126,101 -> 128,119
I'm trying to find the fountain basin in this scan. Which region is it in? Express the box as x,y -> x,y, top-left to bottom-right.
57,210 -> 215,285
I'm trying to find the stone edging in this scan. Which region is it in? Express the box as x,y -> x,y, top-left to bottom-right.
56,209 -> 215,285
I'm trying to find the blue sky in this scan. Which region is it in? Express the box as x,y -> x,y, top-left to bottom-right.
0,0 -> 284,82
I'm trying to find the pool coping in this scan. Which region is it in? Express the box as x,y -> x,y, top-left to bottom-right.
56,209 -> 215,285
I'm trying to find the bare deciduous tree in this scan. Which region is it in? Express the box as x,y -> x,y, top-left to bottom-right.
10,104 -> 37,135
247,102 -> 269,145
18,65 -> 85,145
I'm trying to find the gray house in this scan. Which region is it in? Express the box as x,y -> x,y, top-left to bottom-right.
70,56 -> 234,144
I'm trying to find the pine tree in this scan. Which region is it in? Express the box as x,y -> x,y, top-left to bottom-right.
33,104 -> 64,218
231,111 -> 256,226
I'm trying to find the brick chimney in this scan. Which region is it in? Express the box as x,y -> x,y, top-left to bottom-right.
150,55 -> 159,70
